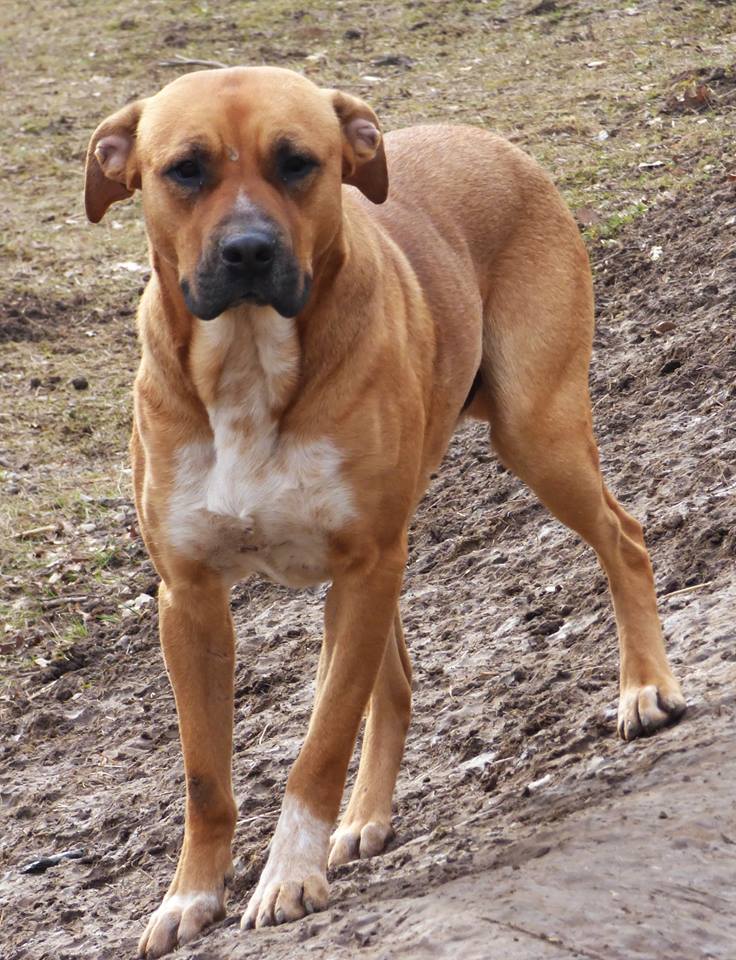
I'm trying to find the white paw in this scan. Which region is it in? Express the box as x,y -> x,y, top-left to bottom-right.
241,795 -> 331,930
138,890 -> 224,958
242,875 -> 329,928
328,820 -> 393,868
618,680 -> 686,740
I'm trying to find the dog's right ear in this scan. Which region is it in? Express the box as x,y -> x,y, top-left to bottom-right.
84,101 -> 143,223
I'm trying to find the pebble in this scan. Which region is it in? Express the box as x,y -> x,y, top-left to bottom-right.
587,755 -> 608,776
122,593 -> 156,614
526,773 -> 552,794
460,750 -> 497,772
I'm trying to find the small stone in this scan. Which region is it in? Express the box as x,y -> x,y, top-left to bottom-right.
652,320 -> 676,335
372,54 -> 414,69
72,376 -> 89,390
460,750 -> 497,772
587,755 -> 608,775
525,773 -> 552,794
658,810 -> 668,819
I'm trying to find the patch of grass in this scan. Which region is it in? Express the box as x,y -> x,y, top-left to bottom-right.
61,617 -> 89,644
591,200 -> 649,241
90,546 -> 124,571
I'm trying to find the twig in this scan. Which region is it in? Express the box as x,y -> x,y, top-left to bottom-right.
595,247 -> 625,268
40,595 -> 88,609
240,808 -> 278,826
15,525 -> 58,540
661,580 -> 713,600
27,677 -> 60,701
158,55 -> 228,69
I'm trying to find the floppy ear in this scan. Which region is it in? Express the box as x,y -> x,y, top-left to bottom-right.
84,101 -> 143,223
327,90 -> 388,204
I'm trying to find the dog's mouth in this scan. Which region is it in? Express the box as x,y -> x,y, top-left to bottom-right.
232,289 -> 270,308
181,238 -> 311,321
182,275 -> 311,321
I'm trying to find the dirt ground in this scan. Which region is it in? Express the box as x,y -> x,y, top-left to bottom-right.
1,1 -> 735,959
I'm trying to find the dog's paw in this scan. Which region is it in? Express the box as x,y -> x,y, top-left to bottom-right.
617,679 -> 686,740
241,875 -> 328,928
137,890 -> 225,958
241,794 -> 331,930
328,820 -> 393,868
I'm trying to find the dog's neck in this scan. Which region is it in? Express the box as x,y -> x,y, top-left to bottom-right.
192,304 -> 300,423
142,208 -> 382,430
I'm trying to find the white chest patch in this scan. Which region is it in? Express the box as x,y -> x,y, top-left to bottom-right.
167,309 -> 354,587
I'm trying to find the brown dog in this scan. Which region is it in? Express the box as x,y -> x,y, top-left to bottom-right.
84,66 -> 686,957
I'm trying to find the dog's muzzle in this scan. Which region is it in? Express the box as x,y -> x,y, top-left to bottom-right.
181,220 -> 312,321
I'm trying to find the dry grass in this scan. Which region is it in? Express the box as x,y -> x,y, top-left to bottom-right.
1,0 -> 734,641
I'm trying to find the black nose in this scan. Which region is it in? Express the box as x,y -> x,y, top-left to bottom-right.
220,231 -> 276,276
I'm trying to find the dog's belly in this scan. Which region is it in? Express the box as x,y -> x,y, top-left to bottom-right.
167,436 -> 354,587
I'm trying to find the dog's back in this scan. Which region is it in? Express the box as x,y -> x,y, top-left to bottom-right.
356,125 -> 573,299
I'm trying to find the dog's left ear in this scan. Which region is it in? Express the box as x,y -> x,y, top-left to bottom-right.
326,90 -> 388,204
84,100 -> 144,223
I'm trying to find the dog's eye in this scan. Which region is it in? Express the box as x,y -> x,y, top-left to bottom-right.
167,158 -> 204,187
278,152 -> 318,184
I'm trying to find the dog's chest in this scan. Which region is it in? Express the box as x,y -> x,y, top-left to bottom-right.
167,312 -> 354,587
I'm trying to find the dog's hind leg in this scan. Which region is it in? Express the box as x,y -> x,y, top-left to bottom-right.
328,608 -> 412,867
476,211 -> 685,741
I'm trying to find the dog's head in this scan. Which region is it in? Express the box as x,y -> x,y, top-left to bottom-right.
84,67 -> 387,320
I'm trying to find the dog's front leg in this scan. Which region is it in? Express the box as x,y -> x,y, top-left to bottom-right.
138,575 -> 237,959
241,545 -> 406,929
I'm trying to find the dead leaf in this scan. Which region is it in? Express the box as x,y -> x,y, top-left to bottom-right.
664,81 -> 714,114
574,207 -> 601,227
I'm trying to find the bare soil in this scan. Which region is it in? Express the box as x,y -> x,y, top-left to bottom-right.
1,2 -> 735,959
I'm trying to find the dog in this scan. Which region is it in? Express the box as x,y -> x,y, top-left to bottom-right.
84,66 -> 686,957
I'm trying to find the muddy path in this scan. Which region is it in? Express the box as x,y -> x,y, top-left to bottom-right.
2,167 -> 735,959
